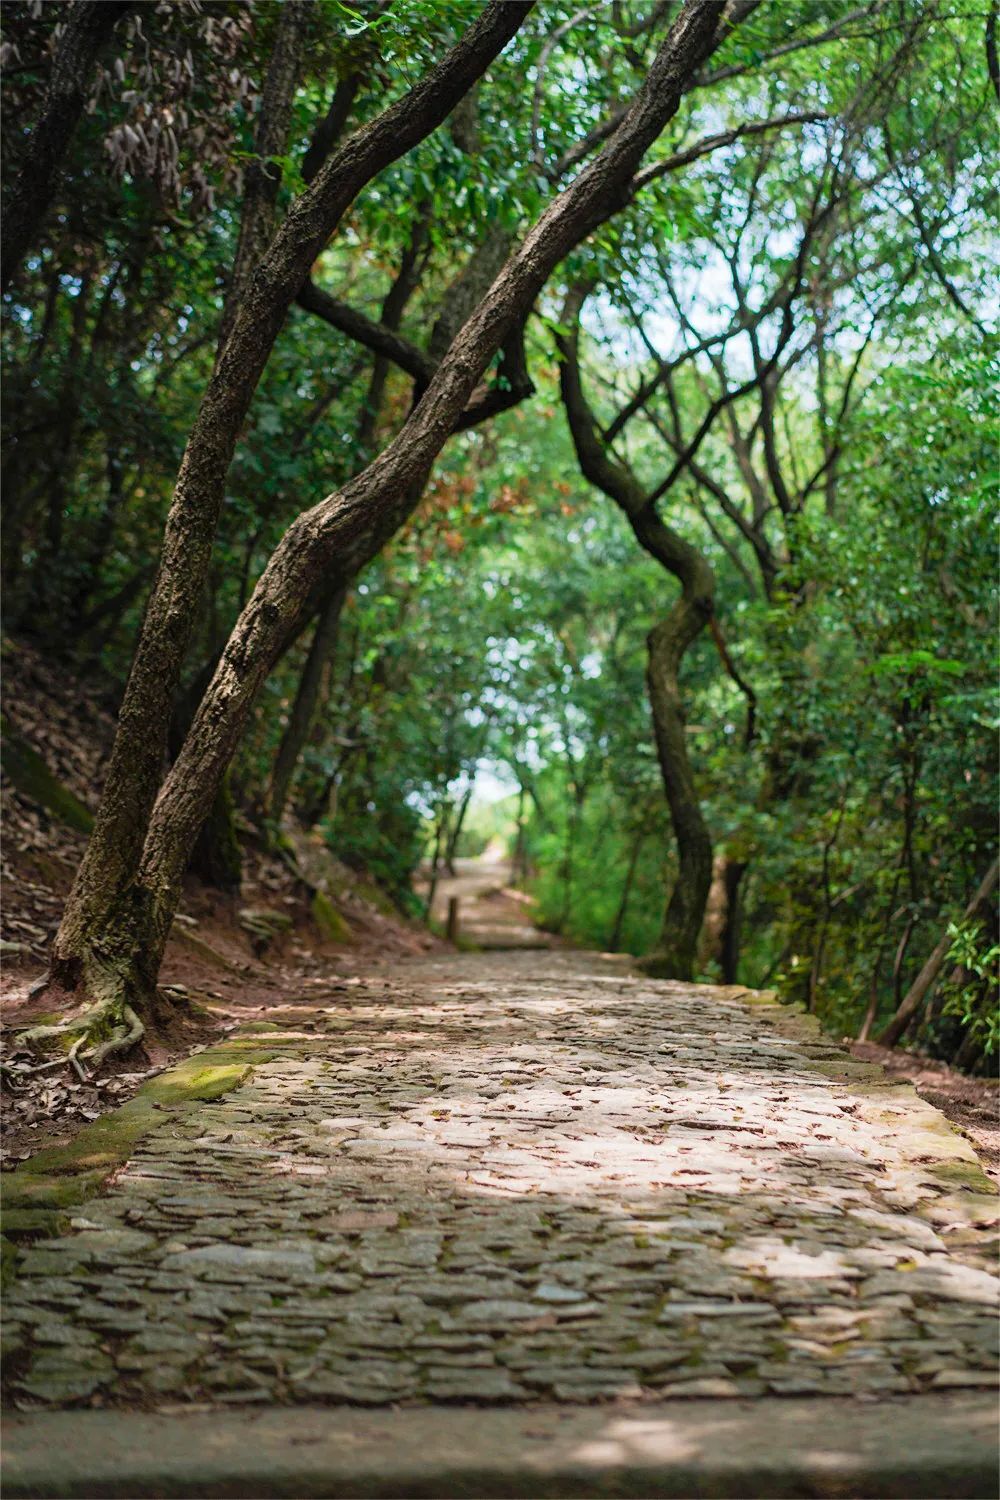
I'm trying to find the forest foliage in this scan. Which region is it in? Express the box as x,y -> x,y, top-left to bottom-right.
2,0 -> 997,1070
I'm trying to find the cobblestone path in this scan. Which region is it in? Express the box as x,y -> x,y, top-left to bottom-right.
5,952 -> 998,1410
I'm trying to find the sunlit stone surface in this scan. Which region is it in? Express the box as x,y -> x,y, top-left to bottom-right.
5,952 -> 997,1407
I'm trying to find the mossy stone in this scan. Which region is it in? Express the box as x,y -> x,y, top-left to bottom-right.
2,1041 -> 267,1281
311,891 -> 353,945
924,1158 -> 997,1195
0,726 -> 93,833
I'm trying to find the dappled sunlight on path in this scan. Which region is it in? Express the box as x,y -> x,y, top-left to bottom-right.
4,952 -> 997,1410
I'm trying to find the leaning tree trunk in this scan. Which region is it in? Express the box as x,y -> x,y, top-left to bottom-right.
555,277 -> 718,981
877,856 -> 999,1049
216,0 -> 306,355
156,4 -> 304,891
267,587 -> 346,826
264,208 -> 435,828
168,654 -> 243,892
36,1 -> 741,1051
718,857 -> 747,983
2,0 -> 131,294
47,1 -> 532,1004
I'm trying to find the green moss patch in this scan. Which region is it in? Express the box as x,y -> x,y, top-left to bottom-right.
922,1158 -> 997,1196
0,726 -> 93,833
2,1043 -> 268,1247
311,890 -> 354,945
172,926 -> 246,973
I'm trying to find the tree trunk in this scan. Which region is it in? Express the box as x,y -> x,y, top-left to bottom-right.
168,659 -> 243,894
719,858 -> 746,984
2,0 -> 131,293
425,807 -> 449,923
609,829 -> 644,952
555,277 -> 718,981
444,786 -> 474,875
556,783 -> 584,933
217,0 -> 306,354
267,587 -> 346,826
512,784 -> 528,883
46,1 -> 740,1025
877,857 -> 999,1049
642,606 -> 713,979
188,775 -> 243,892
49,1 -> 531,994
263,205 -> 433,828
701,853 -> 746,981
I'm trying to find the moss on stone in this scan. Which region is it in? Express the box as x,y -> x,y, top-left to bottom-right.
172,927 -> 245,973
0,726 -> 93,833
311,890 -> 354,945
3,1042 -> 266,1257
143,1055 -> 253,1106
1,1209 -> 71,1235
737,989 -> 781,1008
923,1158 -> 997,1195
3,1168 -> 108,1213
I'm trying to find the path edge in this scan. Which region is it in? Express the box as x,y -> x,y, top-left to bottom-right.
4,1396 -> 999,1499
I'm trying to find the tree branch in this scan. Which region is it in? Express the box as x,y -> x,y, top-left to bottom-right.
631,108 -> 826,192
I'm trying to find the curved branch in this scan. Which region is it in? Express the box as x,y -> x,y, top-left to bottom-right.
454,323 -> 534,431
631,108 -> 827,192
709,616 -> 757,746
51,0 -> 537,987
297,283 -> 532,433
297,279 -> 436,387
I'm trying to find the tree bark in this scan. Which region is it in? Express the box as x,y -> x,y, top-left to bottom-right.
177,4 -> 306,889
701,853 -> 746,981
265,208 -> 432,827
642,603 -> 714,979
877,858 -> 999,1049
2,0 -> 131,294
50,0 -> 533,993
168,655 -> 242,893
444,786 -> 474,875
267,587 -> 346,826
718,857 -> 746,984
217,0 -> 306,354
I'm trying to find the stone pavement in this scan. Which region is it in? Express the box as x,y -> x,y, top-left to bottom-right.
420,853 -> 556,949
3,952 -> 998,1493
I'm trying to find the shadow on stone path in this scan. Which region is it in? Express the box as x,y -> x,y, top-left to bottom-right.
4,950 -> 997,1420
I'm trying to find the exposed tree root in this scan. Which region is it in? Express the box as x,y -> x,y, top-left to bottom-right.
67,1033 -> 89,1082
86,1003 -> 144,1071
12,993 -> 146,1081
